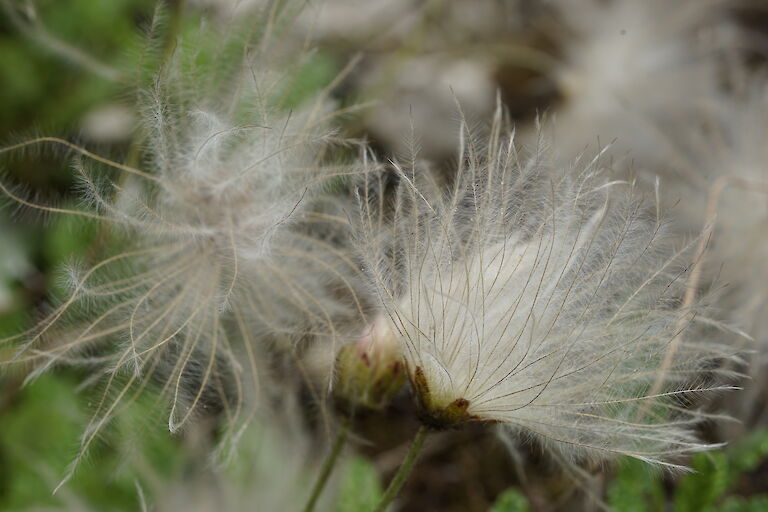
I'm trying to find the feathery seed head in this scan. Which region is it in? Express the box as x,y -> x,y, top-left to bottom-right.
355,111 -> 734,464
0,17 -> 360,473
549,0 -> 722,158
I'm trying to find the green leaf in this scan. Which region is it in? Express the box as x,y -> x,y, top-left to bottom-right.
728,430 -> 768,476
43,207 -> 99,268
489,488 -> 531,512
0,374 -> 132,511
607,458 -> 665,512
279,52 -> 338,109
0,373 -> 182,511
672,429 -> 768,512
337,455 -> 383,512
674,451 -> 730,512
720,495 -> 768,512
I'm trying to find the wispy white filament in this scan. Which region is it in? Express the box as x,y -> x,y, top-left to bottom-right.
0,18 -> 365,482
356,113 -> 736,467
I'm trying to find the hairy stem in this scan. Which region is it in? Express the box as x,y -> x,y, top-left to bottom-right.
302,416 -> 352,512
160,0 -> 187,67
372,425 -> 430,512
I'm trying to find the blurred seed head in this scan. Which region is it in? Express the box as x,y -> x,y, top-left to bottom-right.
548,0 -> 724,159
0,12 -> 368,481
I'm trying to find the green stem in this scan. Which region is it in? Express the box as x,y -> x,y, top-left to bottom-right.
372,425 -> 430,512
302,417 -> 352,512
160,0 -> 186,66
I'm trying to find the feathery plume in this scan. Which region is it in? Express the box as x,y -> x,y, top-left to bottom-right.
0,10 -> 365,482
355,109 -> 736,467
651,74 -> 768,432
548,0 -> 723,159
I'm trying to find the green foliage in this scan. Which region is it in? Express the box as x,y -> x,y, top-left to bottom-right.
0,306 -> 29,340
0,217 -> 34,338
337,455 -> 383,512
728,429 -> 768,476
172,19 -> 258,100
674,429 -> 768,512
0,373 -> 182,511
607,430 -> 768,512
280,52 -> 338,109
0,0 -> 153,131
489,488 -> 530,512
607,458 -> 665,512
719,495 -> 768,512
42,206 -> 99,268
0,374 -> 126,510
37,203 -> 102,325
675,451 -> 731,512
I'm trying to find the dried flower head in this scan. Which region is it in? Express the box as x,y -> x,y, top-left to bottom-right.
0,15 -> 363,481
355,110 -> 735,466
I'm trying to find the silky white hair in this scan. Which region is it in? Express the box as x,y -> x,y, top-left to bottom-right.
650,74 -> 768,433
548,0 -> 724,160
0,10 -> 367,485
355,108 -> 738,468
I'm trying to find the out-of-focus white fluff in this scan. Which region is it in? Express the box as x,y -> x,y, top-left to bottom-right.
549,0 -> 723,159
21,412 -> 333,512
662,76 -> 768,277
355,109 -> 736,466
151,420 -> 330,512
0,18 -> 364,479
361,55 -> 496,160
653,76 -> 768,431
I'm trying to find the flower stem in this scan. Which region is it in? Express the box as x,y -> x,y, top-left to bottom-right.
372,425 -> 430,512
160,0 -> 186,66
302,417 -> 352,512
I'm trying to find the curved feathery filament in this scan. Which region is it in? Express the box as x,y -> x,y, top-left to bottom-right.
0,37 -> 368,478
355,113 -> 737,465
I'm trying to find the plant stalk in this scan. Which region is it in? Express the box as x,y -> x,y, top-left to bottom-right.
302,416 -> 352,512
372,425 -> 430,512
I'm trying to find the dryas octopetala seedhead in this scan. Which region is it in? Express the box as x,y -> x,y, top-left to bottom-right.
548,0 -> 723,161
649,74 -> 768,436
354,110 -> 738,469
0,20 -> 363,481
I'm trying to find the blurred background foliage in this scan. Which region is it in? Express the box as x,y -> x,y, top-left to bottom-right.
1,1 -> 767,511
0,1 -> 186,510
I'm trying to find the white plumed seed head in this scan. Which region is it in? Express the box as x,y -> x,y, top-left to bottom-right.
650,74 -> 768,434
0,18 -> 361,476
549,0 -> 722,159
355,112 -> 736,466
45,102 -> 334,425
